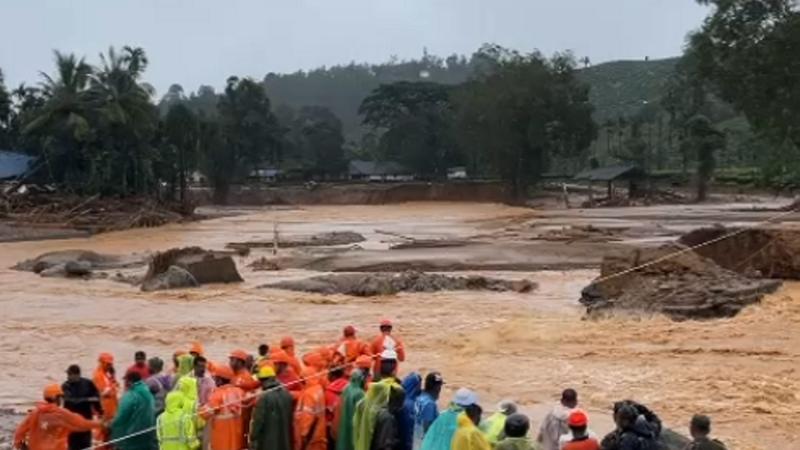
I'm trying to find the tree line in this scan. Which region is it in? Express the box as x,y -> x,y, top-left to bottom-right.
0,0 -> 797,202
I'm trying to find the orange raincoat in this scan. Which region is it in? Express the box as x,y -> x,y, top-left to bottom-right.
294,370 -> 327,450
280,337 -> 304,376
93,362 -> 119,446
370,334 -> 405,373
200,384 -> 246,450
333,337 -> 370,367
14,402 -> 100,450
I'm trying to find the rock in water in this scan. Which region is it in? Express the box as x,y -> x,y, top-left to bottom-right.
580,244 -> 782,320
141,265 -> 199,292
64,260 -> 93,277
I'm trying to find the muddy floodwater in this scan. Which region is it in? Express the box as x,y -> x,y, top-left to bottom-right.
1,202 -> 799,449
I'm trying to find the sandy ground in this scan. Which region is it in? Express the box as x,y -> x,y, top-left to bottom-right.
1,202 -> 799,449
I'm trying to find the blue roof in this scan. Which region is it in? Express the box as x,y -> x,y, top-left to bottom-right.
0,150 -> 35,180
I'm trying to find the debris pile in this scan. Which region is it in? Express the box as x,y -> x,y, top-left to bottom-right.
679,226 -> 800,279
580,244 -> 782,320
141,247 -> 244,291
248,257 -> 281,271
262,271 -> 537,296
1,192 -> 194,234
226,231 -> 365,252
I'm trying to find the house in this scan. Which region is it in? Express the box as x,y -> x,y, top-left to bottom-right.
249,168 -> 283,182
574,164 -> 645,198
447,166 -> 468,180
0,150 -> 36,180
348,160 -> 414,182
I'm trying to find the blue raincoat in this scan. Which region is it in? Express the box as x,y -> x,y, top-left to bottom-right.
398,373 -> 422,450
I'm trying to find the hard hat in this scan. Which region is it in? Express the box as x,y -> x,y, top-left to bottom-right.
270,349 -> 291,364
343,325 -> 356,336
568,410 -> 589,427
211,365 -> 235,381
257,366 -> 276,379
229,349 -> 249,362
453,388 -> 478,407
98,352 -> 114,364
380,318 -> 393,327
43,383 -> 63,400
280,336 -> 295,348
190,342 -> 205,355
355,355 -> 373,369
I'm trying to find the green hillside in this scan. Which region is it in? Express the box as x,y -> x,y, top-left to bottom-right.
577,58 -> 679,122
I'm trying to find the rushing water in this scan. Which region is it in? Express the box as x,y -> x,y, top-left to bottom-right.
0,202 -> 798,449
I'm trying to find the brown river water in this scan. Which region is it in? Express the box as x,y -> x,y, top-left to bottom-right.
0,202 -> 798,449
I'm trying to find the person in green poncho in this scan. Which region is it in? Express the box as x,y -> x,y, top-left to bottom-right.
353,378 -> 392,450
111,371 -> 157,450
336,371 -> 366,450
420,388 -> 477,450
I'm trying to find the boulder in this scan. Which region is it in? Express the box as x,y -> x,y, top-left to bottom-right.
13,250 -> 147,274
64,260 -> 93,277
141,266 -> 199,292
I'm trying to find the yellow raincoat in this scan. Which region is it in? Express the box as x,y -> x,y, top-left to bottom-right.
157,391 -> 200,450
451,413 -> 491,450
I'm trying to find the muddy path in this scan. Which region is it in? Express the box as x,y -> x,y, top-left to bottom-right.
1,202 -> 799,450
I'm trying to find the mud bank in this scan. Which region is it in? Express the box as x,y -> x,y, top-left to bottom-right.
580,244 -> 782,320
190,181 -> 511,205
227,231 -> 366,252
262,271 -> 536,296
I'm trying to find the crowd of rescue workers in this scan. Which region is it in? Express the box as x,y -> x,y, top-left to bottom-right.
13,320 -> 727,450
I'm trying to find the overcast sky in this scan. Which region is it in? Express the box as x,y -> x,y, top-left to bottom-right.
1,0 -> 709,96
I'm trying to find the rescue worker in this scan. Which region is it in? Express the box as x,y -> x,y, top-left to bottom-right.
229,350 -> 260,392
93,352 -> 119,446
249,364 -> 294,450
255,344 -> 270,372
325,367 -> 349,450
537,389 -> 577,450
684,415 -> 726,450
334,370 -> 366,450
110,371 -> 157,450
420,388 -> 477,450
157,391 -> 200,450
272,349 -> 302,394
370,320 -> 405,375
145,357 -> 172,416
62,364 -> 103,450
14,384 -> 102,450
560,410 -> 599,450
295,368 -> 327,450
451,404 -> 490,450
371,384 -> 405,450
398,373 -> 422,450
280,337 -> 304,376
495,414 -> 536,450
201,365 -> 245,450
333,326 -> 370,368
480,401 -> 517,446
190,342 -> 205,359
414,372 -> 444,448
125,351 -> 151,381
353,379 -> 391,450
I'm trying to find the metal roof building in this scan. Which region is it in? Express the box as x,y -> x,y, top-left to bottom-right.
0,150 -> 36,180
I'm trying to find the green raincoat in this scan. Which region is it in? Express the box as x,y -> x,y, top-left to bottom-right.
157,391 -> 200,450
420,404 -> 464,450
249,377 -> 294,450
336,371 -> 366,450
353,379 -> 391,450
111,380 -> 157,450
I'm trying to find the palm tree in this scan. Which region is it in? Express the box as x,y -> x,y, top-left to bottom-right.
23,51 -> 94,186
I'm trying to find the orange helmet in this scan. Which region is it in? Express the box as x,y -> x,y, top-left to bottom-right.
355,355 -> 373,369
280,336 -> 295,349
212,365 -> 235,381
98,352 -> 114,364
380,318 -> 393,327
270,349 -> 291,364
190,342 -> 205,356
568,410 -> 589,427
43,383 -> 63,400
229,349 -> 249,362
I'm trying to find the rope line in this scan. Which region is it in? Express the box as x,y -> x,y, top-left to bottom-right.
81,358 -> 367,450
